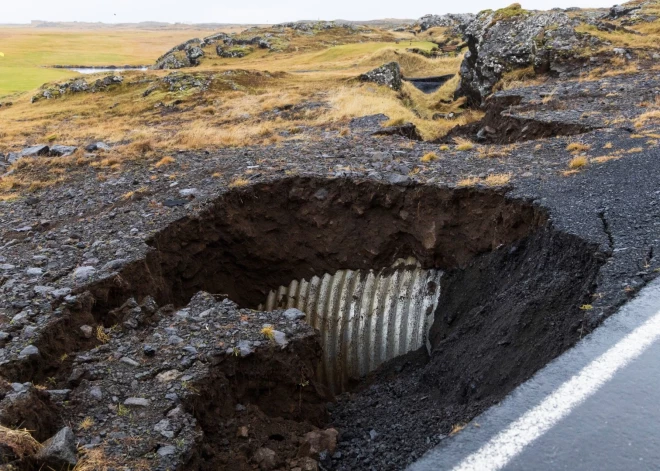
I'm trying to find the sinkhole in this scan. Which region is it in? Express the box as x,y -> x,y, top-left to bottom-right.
89,176 -> 601,400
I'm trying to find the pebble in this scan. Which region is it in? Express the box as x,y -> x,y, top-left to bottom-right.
284,308 -> 306,321
124,397 -> 150,407
89,386 -> 103,401
18,345 -> 40,359
143,345 -> 156,357
120,357 -> 139,367
157,445 -> 176,457
80,325 -> 93,338
73,266 -> 96,282
52,287 -> 72,299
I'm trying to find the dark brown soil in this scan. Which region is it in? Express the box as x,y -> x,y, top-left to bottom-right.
85,177 -> 547,313
185,335 -> 329,471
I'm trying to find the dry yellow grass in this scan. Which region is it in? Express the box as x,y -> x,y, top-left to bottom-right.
483,173 -> 512,187
569,156 -> 588,169
477,145 -> 514,159
73,447 -> 120,471
0,28 -> 479,198
229,177 -> 250,188
454,137 -> 475,151
457,176 -> 480,187
96,326 -> 110,344
566,142 -> 591,153
154,156 -> 175,168
591,155 -> 621,164
541,86 -> 559,104
78,417 -> 94,431
261,325 -> 276,341
450,423 -> 467,436
635,110 -> 660,128
421,152 -> 438,163
0,425 -> 41,459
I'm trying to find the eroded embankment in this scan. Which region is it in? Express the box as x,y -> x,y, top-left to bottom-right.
0,177 -> 604,470
444,94 -> 598,144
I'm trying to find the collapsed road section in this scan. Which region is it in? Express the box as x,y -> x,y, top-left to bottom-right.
0,177 -> 602,470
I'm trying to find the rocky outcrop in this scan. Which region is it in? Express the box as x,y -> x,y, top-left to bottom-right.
31,75 -> 123,103
456,8 -> 600,105
604,3 -> 642,20
275,21 -> 359,32
358,62 -> 402,91
415,13 -> 476,32
153,39 -> 205,70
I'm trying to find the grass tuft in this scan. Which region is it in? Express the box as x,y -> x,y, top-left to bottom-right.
454,137 -> 475,151
484,173 -> 511,187
78,417 -> 94,431
73,447 -> 119,471
96,326 -> 110,344
421,152 -> 438,163
566,142 -> 591,153
457,176 -> 480,187
569,156 -> 588,169
154,156 -> 175,168
261,325 -> 275,341
229,177 -> 250,188
0,425 -> 41,459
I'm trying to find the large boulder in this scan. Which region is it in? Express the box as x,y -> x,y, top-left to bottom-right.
358,62 -> 403,91
456,6 -> 600,105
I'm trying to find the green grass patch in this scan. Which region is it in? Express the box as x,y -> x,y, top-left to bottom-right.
0,28 -> 215,97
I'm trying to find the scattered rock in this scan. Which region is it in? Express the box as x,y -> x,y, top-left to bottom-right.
49,145 -> 78,157
298,428 -> 338,459
153,39 -> 205,69
253,447 -> 279,470
157,445 -> 176,457
124,397 -> 150,407
283,308 -> 306,321
73,266 -> 96,282
35,427 -> 78,468
372,122 -> 422,140
84,142 -> 111,152
18,345 -> 40,359
20,145 -> 50,158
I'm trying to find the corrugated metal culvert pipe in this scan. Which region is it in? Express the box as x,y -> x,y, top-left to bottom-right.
260,258 -> 442,393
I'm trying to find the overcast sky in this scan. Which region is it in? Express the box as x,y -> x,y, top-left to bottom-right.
5,0 -> 613,24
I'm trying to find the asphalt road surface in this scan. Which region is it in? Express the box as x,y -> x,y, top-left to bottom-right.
409,277 -> 660,471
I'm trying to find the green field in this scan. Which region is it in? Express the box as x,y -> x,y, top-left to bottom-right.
0,28 -> 216,97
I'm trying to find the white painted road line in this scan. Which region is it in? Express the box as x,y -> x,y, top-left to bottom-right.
452,307 -> 660,471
